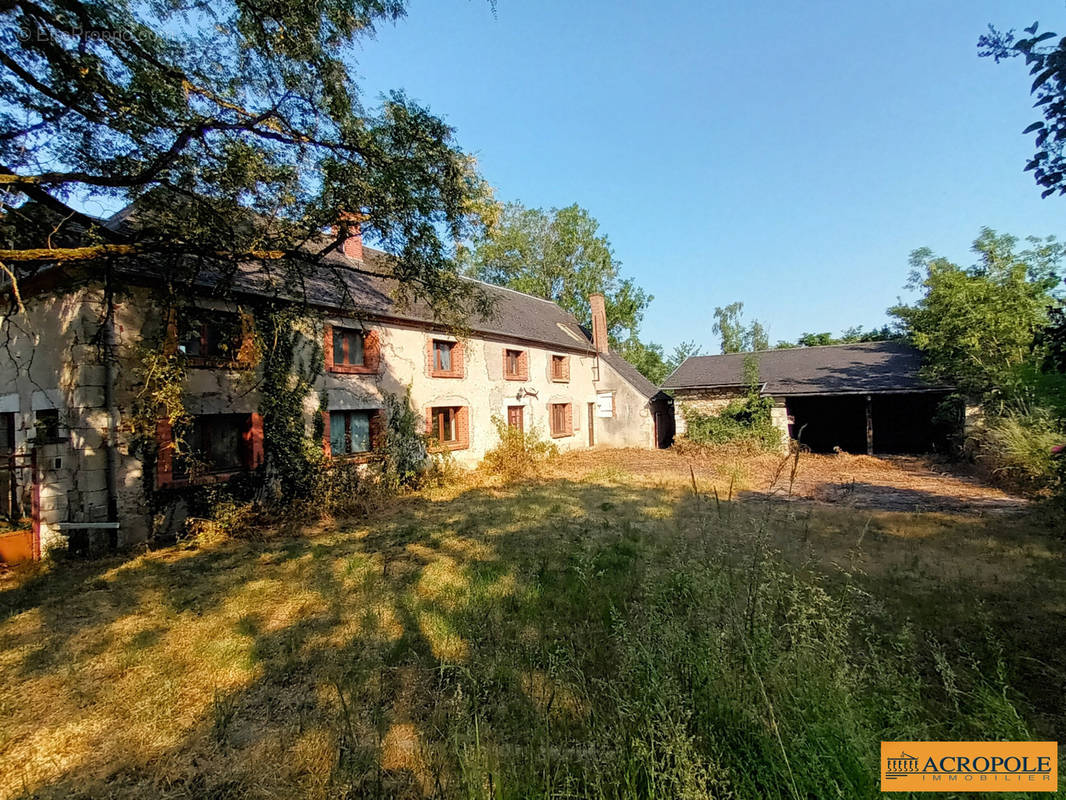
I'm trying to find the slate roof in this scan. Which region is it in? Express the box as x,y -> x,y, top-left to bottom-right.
662,342 -> 949,396
98,201 -> 659,396
599,350 -> 663,399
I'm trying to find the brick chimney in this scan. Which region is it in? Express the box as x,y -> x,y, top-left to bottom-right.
589,293 -> 608,353
333,212 -> 363,261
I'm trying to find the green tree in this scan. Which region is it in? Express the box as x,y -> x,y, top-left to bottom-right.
617,337 -> 702,385
463,202 -> 650,341
781,326 -> 896,348
712,301 -> 768,353
889,228 -> 1063,395
0,0 -> 496,320
979,20 -> 1066,198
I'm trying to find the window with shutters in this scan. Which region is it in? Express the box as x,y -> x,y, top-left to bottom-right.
325,325 -> 380,374
429,338 -> 464,378
550,354 -> 570,382
504,348 -> 527,380
427,406 -> 469,450
161,413 -> 262,486
177,311 -> 246,366
549,403 -> 573,438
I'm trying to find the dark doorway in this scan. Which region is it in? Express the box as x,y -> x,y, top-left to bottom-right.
786,392 -> 957,454
651,395 -> 675,449
786,395 -> 867,454
872,392 -> 955,454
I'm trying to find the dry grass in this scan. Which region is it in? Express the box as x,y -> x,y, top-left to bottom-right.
0,448 -> 1061,798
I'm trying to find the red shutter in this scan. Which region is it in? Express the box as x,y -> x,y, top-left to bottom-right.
456,407 -> 470,449
156,419 -> 174,488
364,330 -> 381,372
322,410 -> 332,457
453,341 -> 465,377
369,408 -> 386,451
324,323 -> 334,372
244,413 -> 265,468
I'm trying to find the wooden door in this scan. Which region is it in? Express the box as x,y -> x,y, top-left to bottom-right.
506,405 -> 523,432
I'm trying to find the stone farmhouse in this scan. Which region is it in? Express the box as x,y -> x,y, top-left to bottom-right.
0,208 -> 673,562
663,341 -> 959,455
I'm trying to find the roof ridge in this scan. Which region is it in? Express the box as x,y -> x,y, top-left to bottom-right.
687,340 -> 902,359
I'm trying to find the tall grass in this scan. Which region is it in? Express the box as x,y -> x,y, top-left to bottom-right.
360,499 -> 1031,799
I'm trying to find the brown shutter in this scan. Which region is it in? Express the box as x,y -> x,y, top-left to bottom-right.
426,407 -> 434,437
322,410 -> 332,457
518,350 -> 528,380
364,330 -> 381,372
426,339 -> 434,376
565,404 -> 573,436
324,323 -> 335,372
156,419 -> 174,488
369,408 -> 386,451
562,356 -> 570,382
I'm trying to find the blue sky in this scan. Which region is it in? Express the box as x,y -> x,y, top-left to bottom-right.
354,1 -> 1066,352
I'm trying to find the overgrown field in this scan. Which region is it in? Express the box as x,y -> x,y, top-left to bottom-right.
1,451 -> 1063,799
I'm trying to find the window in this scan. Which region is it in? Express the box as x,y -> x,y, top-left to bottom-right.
504,348 -> 526,380
549,403 -> 573,438
431,407 -> 457,443
550,354 -> 569,382
429,338 -> 463,378
176,414 -> 245,476
333,328 -> 365,367
156,413 -> 263,488
179,311 -> 242,360
434,340 -> 453,372
33,409 -> 64,443
427,406 -> 468,450
325,325 -> 379,374
329,410 -> 372,455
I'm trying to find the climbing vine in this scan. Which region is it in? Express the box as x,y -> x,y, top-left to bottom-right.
255,303 -> 323,502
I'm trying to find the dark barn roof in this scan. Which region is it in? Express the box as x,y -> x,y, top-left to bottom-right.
662,342 -> 950,396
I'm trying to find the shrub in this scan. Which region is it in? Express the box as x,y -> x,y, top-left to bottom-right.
380,389 -> 431,490
682,394 -> 781,451
970,406 -> 1065,494
480,415 -> 558,481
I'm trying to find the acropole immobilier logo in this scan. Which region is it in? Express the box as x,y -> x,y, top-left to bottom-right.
881,741 -> 1058,792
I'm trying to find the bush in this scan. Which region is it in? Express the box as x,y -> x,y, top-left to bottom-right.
682,394 -> 781,451
480,415 -> 558,481
970,406 -> 1065,494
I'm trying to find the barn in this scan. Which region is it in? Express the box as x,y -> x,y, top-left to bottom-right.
662,342 -> 960,454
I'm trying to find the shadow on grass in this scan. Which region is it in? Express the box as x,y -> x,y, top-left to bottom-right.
0,476 -> 1062,798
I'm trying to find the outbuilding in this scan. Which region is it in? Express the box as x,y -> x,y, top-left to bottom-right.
663,342 -> 958,454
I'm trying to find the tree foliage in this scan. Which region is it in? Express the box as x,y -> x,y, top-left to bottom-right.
712,301 -> 768,354
979,20 -> 1066,198
616,337 -> 701,385
0,0 -> 496,319
889,228 -> 1063,395
463,202 -> 650,341
774,325 -> 896,349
